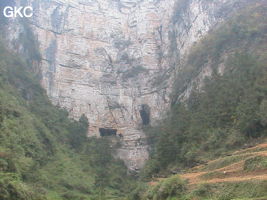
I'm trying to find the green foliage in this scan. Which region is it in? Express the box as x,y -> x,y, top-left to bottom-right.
141,180 -> 267,200
191,183 -> 213,198
139,158 -> 160,180
0,172 -> 46,200
190,181 -> 267,200
128,183 -> 148,200
144,176 -> 187,200
144,52 -> 267,175
1,2 -> 267,200
259,100 -> 267,126
143,3 -> 267,177
243,156 -> 267,171
68,114 -> 89,149
201,154 -> 247,171
171,3 -> 267,103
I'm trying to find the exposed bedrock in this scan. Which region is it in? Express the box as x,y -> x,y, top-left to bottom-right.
6,0 -> 255,171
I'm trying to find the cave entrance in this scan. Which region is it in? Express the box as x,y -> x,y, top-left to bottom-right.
140,104 -> 150,125
99,128 -> 117,137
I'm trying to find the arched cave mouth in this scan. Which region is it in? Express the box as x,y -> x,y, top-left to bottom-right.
99,128 -> 117,137
140,104 -> 150,125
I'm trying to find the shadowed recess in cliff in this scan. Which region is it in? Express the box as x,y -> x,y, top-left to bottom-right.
140,104 -> 150,125
99,128 -> 117,136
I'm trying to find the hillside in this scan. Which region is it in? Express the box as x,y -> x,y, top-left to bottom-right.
181,142 -> 267,186
138,142 -> 267,200
141,2 -> 267,178
133,2 -> 267,199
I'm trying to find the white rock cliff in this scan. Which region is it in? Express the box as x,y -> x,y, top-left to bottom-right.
5,0 -> 254,171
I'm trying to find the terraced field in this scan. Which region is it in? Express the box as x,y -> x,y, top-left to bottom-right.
180,143 -> 267,186
147,142 -> 267,200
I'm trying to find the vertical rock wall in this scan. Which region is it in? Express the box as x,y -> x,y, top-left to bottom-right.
5,0 -> 255,171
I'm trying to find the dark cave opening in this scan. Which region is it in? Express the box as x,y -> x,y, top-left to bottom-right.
99,128 -> 117,137
140,104 -> 150,125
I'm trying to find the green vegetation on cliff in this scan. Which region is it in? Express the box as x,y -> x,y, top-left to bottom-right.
142,2 -> 267,179
120,3 -> 267,198
0,41 -> 135,199
135,2 -> 267,199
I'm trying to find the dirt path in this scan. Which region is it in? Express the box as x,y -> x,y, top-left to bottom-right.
215,160 -> 244,173
199,173 -> 267,184
233,143 -> 267,155
181,169 -> 267,184
180,172 -> 205,185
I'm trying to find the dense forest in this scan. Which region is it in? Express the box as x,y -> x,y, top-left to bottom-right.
0,1 -> 267,200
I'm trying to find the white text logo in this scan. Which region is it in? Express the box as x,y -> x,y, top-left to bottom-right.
3,6 -> 33,18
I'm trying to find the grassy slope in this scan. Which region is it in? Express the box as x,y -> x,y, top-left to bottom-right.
140,142 -> 267,200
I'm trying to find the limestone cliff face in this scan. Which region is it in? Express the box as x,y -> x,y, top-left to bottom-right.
6,0 -> 253,171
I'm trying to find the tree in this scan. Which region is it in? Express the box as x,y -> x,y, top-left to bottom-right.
68,114 -> 89,149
